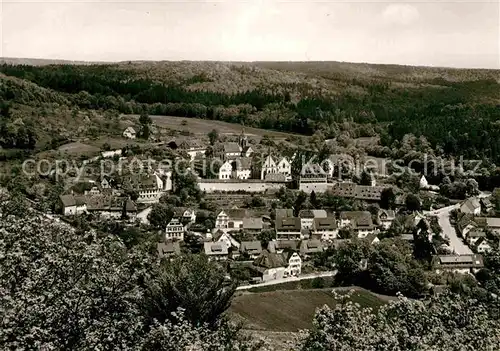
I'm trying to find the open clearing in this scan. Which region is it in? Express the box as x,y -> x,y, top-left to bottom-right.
127,114 -> 303,140
230,287 -> 388,332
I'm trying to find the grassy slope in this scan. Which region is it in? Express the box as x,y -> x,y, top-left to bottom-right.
229,287 -> 389,332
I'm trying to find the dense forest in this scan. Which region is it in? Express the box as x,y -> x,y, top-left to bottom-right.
0,62 -> 499,163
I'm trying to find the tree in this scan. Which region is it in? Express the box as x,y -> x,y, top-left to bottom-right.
359,170 -> 373,186
148,203 -> 174,229
302,292 -> 500,351
310,190 -> 319,208
143,254 -> 236,328
208,129 -> 219,146
405,193 -> 421,212
0,213 -> 260,350
0,214 -> 153,349
258,229 -> 276,248
294,191 -> 308,216
139,111 -> 152,125
380,187 -> 396,210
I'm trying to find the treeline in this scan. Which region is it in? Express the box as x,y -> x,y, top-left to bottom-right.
1,63 -> 500,163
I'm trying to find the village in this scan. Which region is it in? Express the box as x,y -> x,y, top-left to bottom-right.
52,125 -> 500,286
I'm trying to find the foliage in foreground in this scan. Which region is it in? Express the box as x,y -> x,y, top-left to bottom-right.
302,291 -> 500,351
0,213 -> 259,350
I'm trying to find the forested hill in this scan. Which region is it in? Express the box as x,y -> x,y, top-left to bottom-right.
0,60 -> 499,163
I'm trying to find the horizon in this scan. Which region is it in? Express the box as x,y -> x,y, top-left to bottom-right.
1,56 -> 499,71
1,1 -> 499,69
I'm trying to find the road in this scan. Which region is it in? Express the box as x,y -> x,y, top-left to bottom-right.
236,271 -> 337,291
426,204 -> 472,255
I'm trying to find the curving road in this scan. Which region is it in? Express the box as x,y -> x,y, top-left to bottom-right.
426,204 -> 472,255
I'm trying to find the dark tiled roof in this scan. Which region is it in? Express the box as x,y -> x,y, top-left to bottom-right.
268,240 -> 299,252
298,209 -> 314,218
314,217 -> 338,230
253,250 -> 287,269
204,242 -> 229,255
224,209 -> 248,220
157,241 -> 181,257
240,241 -> 263,254
276,217 -> 301,231
300,240 -> 324,254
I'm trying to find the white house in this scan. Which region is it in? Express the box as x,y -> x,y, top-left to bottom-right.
218,161 -> 233,180
298,209 -> 316,230
215,209 -> 248,231
127,173 -> 166,204
277,157 -> 292,180
460,198 -> 481,215
173,207 -> 196,224
231,158 -> 252,180
466,229 -> 486,246
260,155 -> 278,180
165,217 -> 186,241
252,251 -> 288,282
419,175 -> 429,189
275,217 -> 302,240
432,254 -> 484,274
203,242 -> 229,261
213,230 -> 240,250
340,211 -> 376,238
59,195 -> 87,216
474,238 -> 493,253
312,217 -> 339,241
378,209 -> 396,230
123,127 -> 137,139
284,252 -> 302,276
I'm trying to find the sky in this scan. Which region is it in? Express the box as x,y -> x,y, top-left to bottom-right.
0,0 -> 499,68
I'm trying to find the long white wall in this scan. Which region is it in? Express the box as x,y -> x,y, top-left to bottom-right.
198,180 -> 285,193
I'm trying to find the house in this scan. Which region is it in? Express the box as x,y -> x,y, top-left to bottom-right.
331,182 -> 357,198
277,157 -> 292,181
126,174 -> 165,204
218,161 -> 233,180
213,230 -> 241,250
204,242 -> 229,261
255,155 -> 278,180
466,229 -> 486,245
275,217 -> 302,240
299,163 -> 328,193
84,186 -> 101,196
165,217 -> 186,241
251,250 -> 288,282
474,237 -> 493,253
475,217 -> 500,236
268,240 -> 299,253
215,142 -> 242,160
242,217 -> 263,233
364,233 -> 380,245
378,209 -> 396,230
85,196 -> 137,220
123,126 -> 137,139
215,209 -> 248,231
179,140 -> 206,161
432,254 -> 484,274
460,198 -> 481,215
419,175 -> 429,189
284,251 -> 302,276
400,234 -> 415,242
275,208 -> 294,219
173,207 -> 196,224
300,240 -> 324,258
312,217 -> 338,241
240,241 -> 263,259
354,185 -> 386,202
297,209 -> 329,229
101,178 -> 111,189
59,194 -> 87,216
480,197 -> 494,213
298,209 -> 316,230
339,211 -> 376,238
238,129 -> 253,158
457,215 -> 477,237
136,206 -> 152,225
157,241 -> 181,259
231,158 -> 252,180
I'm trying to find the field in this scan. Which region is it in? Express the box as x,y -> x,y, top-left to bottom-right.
143,115 -> 303,140
230,287 -> 389,332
